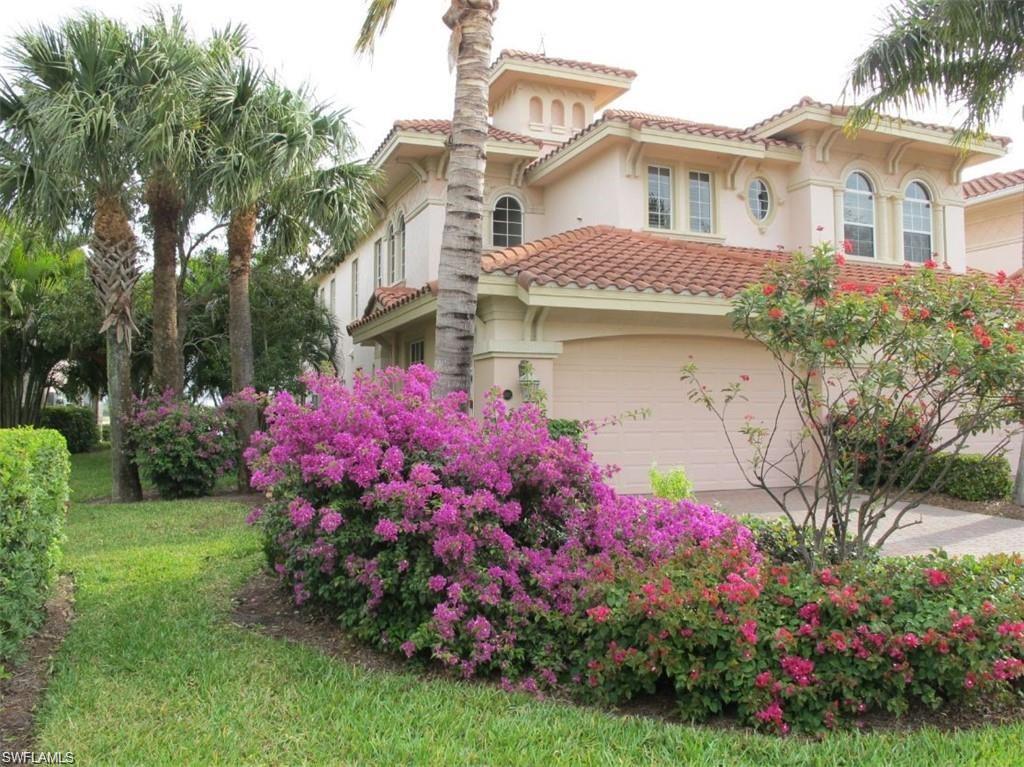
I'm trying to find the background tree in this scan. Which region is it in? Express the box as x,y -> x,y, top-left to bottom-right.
848,0 -> 1024,503
847,0 -> 1024,142
684,245 -> 1024,567
0,221 -> 89,426
202,61 -> 373,488
357,0 -> 498,396
0,14 -> 143,500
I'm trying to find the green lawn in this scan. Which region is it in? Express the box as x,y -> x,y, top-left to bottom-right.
36,456 -> 1024,765
69,448 -> 236,503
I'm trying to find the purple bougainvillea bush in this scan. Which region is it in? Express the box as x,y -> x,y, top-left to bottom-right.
245,365 -> 752,681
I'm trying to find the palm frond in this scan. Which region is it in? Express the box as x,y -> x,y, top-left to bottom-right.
355,0 -> 400,54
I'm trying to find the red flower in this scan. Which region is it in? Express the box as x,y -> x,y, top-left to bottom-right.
823,338 -> 837,349
763,284 -> 777,297
768,307 -> 785,320
835,253 -> 846,266
739,374 -> 750,382
925,569 -> 950,588
923,258 -> 938,269
586,605 -> 611,623
842,240 -> 854,254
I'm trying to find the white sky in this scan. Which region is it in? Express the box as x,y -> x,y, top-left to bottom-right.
2,0 -> 1022,180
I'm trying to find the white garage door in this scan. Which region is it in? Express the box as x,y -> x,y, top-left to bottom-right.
552,335 -> 803,493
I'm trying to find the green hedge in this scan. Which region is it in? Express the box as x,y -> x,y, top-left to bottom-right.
915,452 -> 1013,502
0,428 -> 70,666
40,404 -> 99,454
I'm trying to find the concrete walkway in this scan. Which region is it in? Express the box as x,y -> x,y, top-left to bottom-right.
695,488 -> 1024,557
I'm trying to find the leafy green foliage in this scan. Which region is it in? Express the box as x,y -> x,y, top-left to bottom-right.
126,393 -> 238,498
649,464 -> 695,501
0,428 -> 69,667
915,452 -> 1014,502
40,405 -> 98,454
546,418 -> 583,442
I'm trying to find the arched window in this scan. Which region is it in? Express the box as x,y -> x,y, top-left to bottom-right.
492,196 -> 523,247
396,214 -> 406,281
529,96 -> 543,124
903,181 -> 932,263
551,99 -> 565,127
748,178 -> 770,222
386,222 -> 396,283
843,172 -> 875,258
571,102 -> 585,130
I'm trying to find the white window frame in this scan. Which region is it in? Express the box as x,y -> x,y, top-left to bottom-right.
395,214 -> 406,283
688,170 -> 714,233
647,165 -> 673,230
386,222 -> 396,284
351,258 -> 359,319
492,195 -> 524,247
409,339 -> 425,366
843,171 -> 877,259
902,181 -> 933,263
747,178 -> 771,223
373,238 -> 383,287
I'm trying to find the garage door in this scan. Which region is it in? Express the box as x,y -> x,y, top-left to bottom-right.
552,335 -> 803,493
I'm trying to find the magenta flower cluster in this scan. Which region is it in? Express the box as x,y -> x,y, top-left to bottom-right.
246,365 -> 752,679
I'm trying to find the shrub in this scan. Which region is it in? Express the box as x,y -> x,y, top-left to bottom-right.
574,550 -> 1024,734
546,417 -> 583,442
246,365 -> 752,681
101,423 -> 111,443
649,464 -> 695,501
914,452 -> 1013,501
39,404 -> 98,453
126,393 -> 238,499
0,428 -> 70,666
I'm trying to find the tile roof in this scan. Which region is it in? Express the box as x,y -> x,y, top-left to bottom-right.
369,119 -> 540,165
746,96 -> 1013,146
480,226 -> 927,298
962,169 -> 1024,199
491,49 -> 636,80
349,282 -> 436,331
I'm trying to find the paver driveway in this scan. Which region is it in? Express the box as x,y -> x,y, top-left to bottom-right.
696,488 -> 1024,557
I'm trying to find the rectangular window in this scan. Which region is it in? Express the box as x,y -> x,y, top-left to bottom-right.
688,171 -> 713,233
351,258 -> 360,318
329,278 -> 336,315
647,166 -> 672,229
373,239 -> 383,287
409,339 -> 425,366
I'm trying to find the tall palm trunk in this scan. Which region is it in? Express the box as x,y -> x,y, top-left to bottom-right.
89,193 -> 142,502
227,204 -> 258,490
433,1 -> 495,397
145,176 -> 184,395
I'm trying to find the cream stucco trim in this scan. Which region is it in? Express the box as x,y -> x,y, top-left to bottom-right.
473,340 -> 564,360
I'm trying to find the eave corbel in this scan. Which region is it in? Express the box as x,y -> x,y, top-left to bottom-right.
400,160 -> 429,183
949,154 -> 968,185
816,127 -> 841,163
625,141 -> 644,178
725,157 -> 745,190
886,140 -> 913,175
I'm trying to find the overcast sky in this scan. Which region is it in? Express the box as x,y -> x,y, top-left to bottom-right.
2,0 -> 1022,180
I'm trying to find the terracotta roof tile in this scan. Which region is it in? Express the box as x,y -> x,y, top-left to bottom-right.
370,119 -> 540,165
491,49 -> 636,80
349,282 -> 437,332
746,96 -> 1013,146
963,169 -> 1024,199
480,226 -> 956,298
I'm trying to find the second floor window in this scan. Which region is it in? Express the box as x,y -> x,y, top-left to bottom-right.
688,171 -> 713,233
748,178 -> 770,222
386,222 -> 396,283
351,258 -> 360,318
373,238 -> 383,287
647,166 -> 672,229
492,196 -> 523,247
329,277 -> 336,314
395,214 -> 406,282
844,171 -> 876,258
903,181 -> 932,263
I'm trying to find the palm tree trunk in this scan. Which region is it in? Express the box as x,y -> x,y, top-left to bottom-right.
89,192 -> 142,502
146,177 -> 184,395
227,205 -> 258,491
433,1 -> 495,397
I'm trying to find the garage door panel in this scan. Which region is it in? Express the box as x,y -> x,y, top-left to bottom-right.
553,335 -> 802,493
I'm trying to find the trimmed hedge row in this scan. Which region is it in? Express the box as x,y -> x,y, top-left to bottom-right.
0,428 -> 70,666
40,404 -> 99,454
913,453 -> 1014,502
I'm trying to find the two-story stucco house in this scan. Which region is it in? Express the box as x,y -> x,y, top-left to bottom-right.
318,50 -> 1015,494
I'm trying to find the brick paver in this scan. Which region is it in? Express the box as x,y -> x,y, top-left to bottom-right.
695,488 -> 1024,557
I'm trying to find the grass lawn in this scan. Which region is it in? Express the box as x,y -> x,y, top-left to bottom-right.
69,448 -> 236,503
35,456 -> 1024,765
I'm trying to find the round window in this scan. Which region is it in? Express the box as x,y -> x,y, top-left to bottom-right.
748,178 -> 770,221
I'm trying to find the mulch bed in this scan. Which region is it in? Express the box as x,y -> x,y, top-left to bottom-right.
0,575 -> 75,751
914,492 -> 1024,521
230,570 -> 1024,736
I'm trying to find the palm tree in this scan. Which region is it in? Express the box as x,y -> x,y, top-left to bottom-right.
135,13 -> 250,396
0,14 -> 143,500
847,0 -> 1024,142
201,61 -> 374,488
356,0 -> 498,396
848,0 -> 1024,504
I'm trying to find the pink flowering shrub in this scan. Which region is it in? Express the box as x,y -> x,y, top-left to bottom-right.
574,551 -> 1024,733
126,391 -> 238,498
246,365 -> 752,680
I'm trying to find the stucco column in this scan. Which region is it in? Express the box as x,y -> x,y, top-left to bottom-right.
888,194 -> 903,264
933,202 -> 947,264
832,188 -> 844,247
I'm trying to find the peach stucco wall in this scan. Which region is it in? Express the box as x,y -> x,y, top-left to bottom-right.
965,193 -> 1023,274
